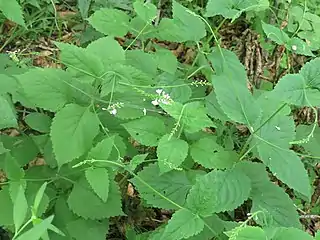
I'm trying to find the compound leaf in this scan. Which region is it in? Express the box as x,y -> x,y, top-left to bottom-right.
85,168 -> 110,202
50,104 -> 100,167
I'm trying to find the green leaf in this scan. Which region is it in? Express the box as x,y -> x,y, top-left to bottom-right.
272,227 -> 314,240
78,0 -> 91,18
261,21 -> 290,45
68,175 -> 123,219
296,125 -> 320,157
205,91 -> 230,123
0,142 -> 9,154
227,226 -> 267,240
0,74 -> 17,95
133,0 -> 157,23
130,163 -> 192,209
0,0 -> 25,27
88,136 -> 115,160
286,37 -> 314,56
13,185 -> 28,231
161,209 -> 204,240
66,218 -> 109,240
0,94 -> 17,129
129,153 -> 148,171
272,74 -> 320,106
50,104 -> 100,167
15,216 -> 54,240
33,182 -> 47,216
209,48 -> 261,128
0,187 -> 14,226
190,137 -> 238,169
5,154 -> 24,180
24,113 -> 52,133
161,101 -> 213,133
55,42 -> 104,79
85,168 -> 110,202
122,116 -> 166,146
186,168 -> 251,216
254,113 -> 311,199
17,68 -> 70,112
126,50 -> 157,77
154,48 -> 178,74
157,134 -> 188,173
205,0 -> 269,19
299,57 -> 320,90
88,8 -> 130,36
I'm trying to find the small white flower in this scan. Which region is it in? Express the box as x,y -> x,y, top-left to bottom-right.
163,93 -> 170,99
102,107 -> 108,111
156,89 -> 163,95
143,108 -> 147,115
110,109 -> 117,115
291,45 -> 297,51
151,100 -> 159,106
143,98 -> 146,102
160,99 -> 170,105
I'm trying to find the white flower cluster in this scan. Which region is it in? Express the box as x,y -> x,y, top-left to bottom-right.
102,102 -> 124,116
151,89 -> 172,106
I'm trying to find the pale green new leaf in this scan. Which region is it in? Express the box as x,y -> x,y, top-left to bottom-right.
254,114 -> 311,199
133,0 -> 157,23
205,0 -> 269,19
13,185 -> 28,231
186,168 -> 251,216
55,42 -> 104,78
68,175 -> 123,219
0,94 -> 17,129
15,216 -> 54,240
272,227 -> 314,240
85,168 -> 110,202
24,113 -> 52,133
190,137 -> 238,169
227,226 -> 267,240
157,134 -> 189,173
130,163 -> 192,209
50,104 -> 100,167
88,8 -> 130,36
17,68 -> 70,112
122,116 -> 166,146
161,209 -> 204,240
261,21 -> 290,45
0,0 -> 25,27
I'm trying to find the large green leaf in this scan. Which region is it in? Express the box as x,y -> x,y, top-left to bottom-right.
205,91 -> 230,123
161,209 -> 204,240
85,168 -> 110,202
186,168 -> 251,216
0,94 -> 17,129
157,134 -> 189,173
130,163 -> 192,209
0,0 -> 25,27
50,104 -> 100,167
122,116 -> 166,146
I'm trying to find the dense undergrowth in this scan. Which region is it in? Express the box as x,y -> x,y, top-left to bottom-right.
0,0 -> 320,239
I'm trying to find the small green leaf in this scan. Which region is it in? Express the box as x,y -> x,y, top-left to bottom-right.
296,125 -> 320,157
299,57 -> 320,90
88,136 -> 115,160
5,154 -> 24,180
0,187 -> 14,226
33,182 -> 47,216
0,0 -> 26,27
0,94 -> 17,129
157,134 -> 188,173
50,104 -> 100,167
13,185 -> 28,231
122,116 -> 166,146
15,216 -> 54,240
85,168 -> 110,202
154,48 -> 178,74
133,0 -> 157,23
129,153 -> 148,171
286,37 -> 314,56
24,113 -> 52,133
205,91 -> 230,123
78,0 -> 91,18
88,8 -> 130,36
162,209 -> 204,240
261,21 -> 290,45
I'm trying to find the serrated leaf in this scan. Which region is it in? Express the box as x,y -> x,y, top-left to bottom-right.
205,0 -> 269,19
88,8 -> 130,36
68,175 -> 123,219
0,0 -> 26,27
85,168 -> 110,202
5,154 -> 24,180
186,168 -> 251,216
254,113 -> 311,199
15,216 -> 54,240
0,94 -> 17,129
66,218 -> 109,240
209,48 -> 261,128
122,116 -> 166,146
129,154 -> 148,171
50,104 -> 100,167
154,48 -> 178,74
24,113 -> 52,133
157,134 -> 188,173
299,57 -> 320,90
205,91 -> 230,123
133,0 -> 157,23
126,50 -> 157,77
296,125 -> 320,157
78,0 -> 91,18
227,226 -> 267,240
161,101 -> 213,133
130,163 -> 192,209
13,185 -> 28,231
261,21 -> 290,45
33,182 -> 47,216
286,37 -> 314,56
88,136 -> 115,160
0,187 -> 14,226
190,137 -> 238,169
162,209 -> 204,240
272,227 -> 314,240
55,42 -> 104,79
17,68 -> 71,112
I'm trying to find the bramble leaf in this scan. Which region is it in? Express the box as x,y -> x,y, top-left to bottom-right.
157,134 -> 189,173
161,209 -> 204,240
130,163 -> 191,209
85,168 -> 110,202
50,104 -> 100,167
186,168 -> 251,216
